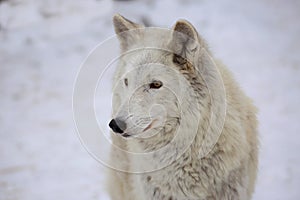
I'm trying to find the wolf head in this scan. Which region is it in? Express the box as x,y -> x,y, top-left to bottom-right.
109,15 -> 221,152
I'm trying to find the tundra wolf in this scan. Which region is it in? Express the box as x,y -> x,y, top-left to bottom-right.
107,14 -> 258,200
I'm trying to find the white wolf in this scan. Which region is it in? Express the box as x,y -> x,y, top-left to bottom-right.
107,14 -> 258,200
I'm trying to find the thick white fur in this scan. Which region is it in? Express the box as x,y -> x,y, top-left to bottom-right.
107,14 -> 258,200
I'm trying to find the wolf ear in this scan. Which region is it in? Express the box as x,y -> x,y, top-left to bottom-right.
113,14 -> 144,51
170,20 -> 200,72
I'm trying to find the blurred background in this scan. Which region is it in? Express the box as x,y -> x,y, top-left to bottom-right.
0,0 -> 299,199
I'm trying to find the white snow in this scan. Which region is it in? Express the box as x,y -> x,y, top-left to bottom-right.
0,0 -> 299,199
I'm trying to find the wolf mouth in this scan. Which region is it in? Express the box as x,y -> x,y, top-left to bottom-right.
120,120 -> 156,138
121,133 -> 131,138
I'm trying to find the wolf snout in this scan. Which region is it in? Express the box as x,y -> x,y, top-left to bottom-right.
109,118 -> 127,134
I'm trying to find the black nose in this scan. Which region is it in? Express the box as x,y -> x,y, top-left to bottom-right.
109,118 -> 126,134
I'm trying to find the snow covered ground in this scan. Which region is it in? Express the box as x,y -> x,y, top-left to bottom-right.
0,0 -> 299,199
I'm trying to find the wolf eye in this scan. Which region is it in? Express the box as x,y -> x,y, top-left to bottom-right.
149,80 -> 163,89
124,78 -> 128,86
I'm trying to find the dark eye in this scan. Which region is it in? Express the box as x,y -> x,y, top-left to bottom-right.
124,78 -> 128,86
149,80 -> 163,89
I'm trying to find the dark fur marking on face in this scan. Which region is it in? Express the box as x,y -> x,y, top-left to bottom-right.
173,53 -> 194,73
147,176 -> 152,182
172,53 -> 207,100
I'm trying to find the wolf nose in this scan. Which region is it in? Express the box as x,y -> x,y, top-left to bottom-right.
109,118 -> 126,134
